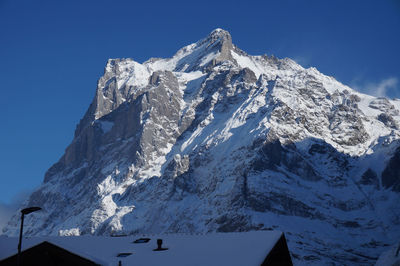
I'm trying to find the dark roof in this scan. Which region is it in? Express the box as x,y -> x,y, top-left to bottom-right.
0,241 -> 98,266
262,234 -> 293,266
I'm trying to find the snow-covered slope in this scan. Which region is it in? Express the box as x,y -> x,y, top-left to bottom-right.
3,29 -> 400,265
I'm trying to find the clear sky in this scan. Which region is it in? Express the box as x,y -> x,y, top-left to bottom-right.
0,0 -> 399,214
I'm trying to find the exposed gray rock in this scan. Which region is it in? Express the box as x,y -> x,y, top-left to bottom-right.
329,104 -> 369,146
369,98 -> 399,116
378,113 -> 399,129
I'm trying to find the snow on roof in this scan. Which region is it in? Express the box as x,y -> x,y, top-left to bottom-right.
0,231 -> 282,266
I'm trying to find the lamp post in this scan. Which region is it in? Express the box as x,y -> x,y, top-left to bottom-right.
17,206 -> 41,266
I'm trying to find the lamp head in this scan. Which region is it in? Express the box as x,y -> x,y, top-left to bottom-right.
21,207 -> 41,215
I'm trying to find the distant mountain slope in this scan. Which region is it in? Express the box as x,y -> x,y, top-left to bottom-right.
4,29 -> 400,265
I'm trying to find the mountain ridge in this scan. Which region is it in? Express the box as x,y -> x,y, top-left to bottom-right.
3,28 -> 400,265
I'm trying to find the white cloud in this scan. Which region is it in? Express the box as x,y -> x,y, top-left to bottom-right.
353,77 -> 399,98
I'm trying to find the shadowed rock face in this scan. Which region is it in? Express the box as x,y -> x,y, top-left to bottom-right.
252,139 -> 283,171
382,147 -> 400,192
4,29 -> 400,266
359,168 -> 379,189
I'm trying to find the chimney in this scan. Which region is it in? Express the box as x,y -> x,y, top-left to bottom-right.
153,238 -> 168,251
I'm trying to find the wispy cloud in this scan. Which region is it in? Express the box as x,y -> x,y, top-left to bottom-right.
372,78 -> 398,97
0,189 -> 34,234
0,203 -> 16,233
292,55 -> 312,68
353,77 -> 399,98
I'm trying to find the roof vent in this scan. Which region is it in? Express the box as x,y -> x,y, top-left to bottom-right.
153,239 -> 168,251
116,252 -> 132,257
134,237 -> 151,243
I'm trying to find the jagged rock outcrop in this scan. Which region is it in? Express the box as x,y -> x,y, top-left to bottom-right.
4,29 -> 400,265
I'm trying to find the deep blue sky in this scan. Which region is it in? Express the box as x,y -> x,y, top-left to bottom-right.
0,0 -> 399,209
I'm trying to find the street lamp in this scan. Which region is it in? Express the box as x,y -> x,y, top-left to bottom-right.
17,206 -> 41,266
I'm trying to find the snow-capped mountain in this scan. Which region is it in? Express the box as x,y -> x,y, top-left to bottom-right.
3,29 -> 400,265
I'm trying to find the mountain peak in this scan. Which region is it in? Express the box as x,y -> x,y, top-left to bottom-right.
208,28 -> 231,40
186,28 -> 235,69
204,28 -> 232,48
167,28 -> 236,72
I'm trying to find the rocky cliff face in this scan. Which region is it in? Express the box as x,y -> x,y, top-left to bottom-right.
4,29 -> 400,265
